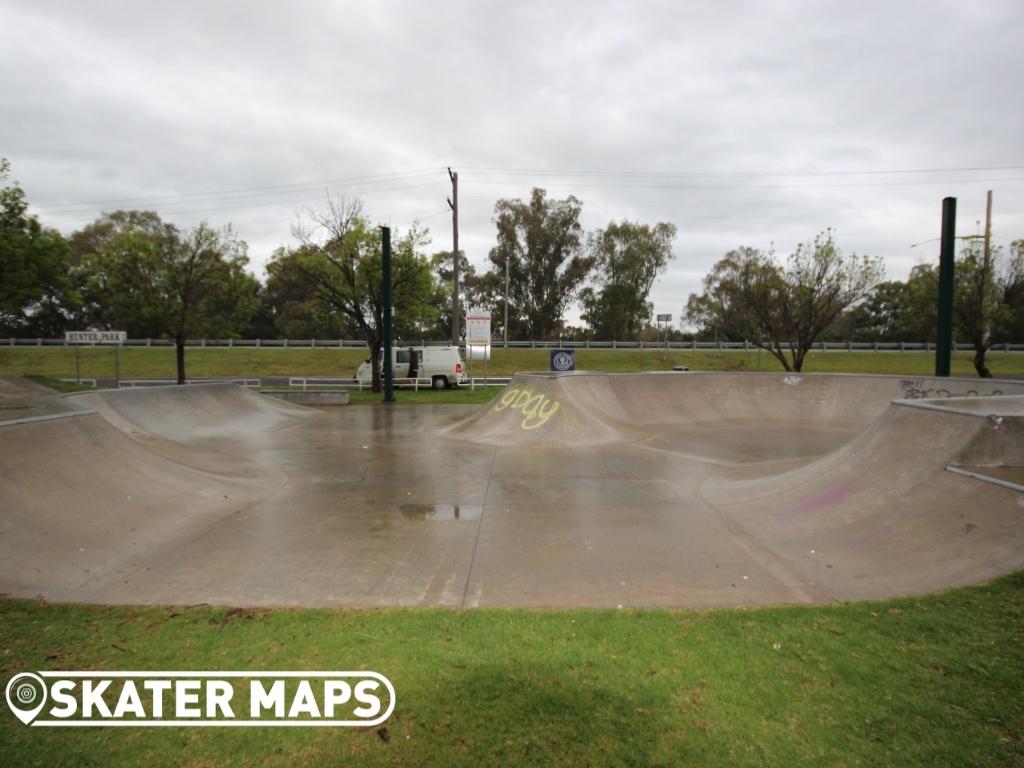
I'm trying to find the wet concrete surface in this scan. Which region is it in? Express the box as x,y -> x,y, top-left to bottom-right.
3,374 -> 1024,609
104,406 -> 846,609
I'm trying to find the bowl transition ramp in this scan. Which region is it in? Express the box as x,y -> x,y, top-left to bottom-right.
0,411 -> 279,603
2,373 -> 1024,609
447,371 -> 1022,446
0,375 -> 93,424
71,382 -> 312,442
700,398 -> 1024,601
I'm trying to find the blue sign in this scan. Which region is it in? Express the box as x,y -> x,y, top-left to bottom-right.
550,349 -> 576,372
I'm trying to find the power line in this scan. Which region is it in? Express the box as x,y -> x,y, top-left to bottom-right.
459,175 -> 1024,191
36,163 -> 1024,211
37,180 -> 446,224
460,164 -> 1024,178
35,167 -> 445,210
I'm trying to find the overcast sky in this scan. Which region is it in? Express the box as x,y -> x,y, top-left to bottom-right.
3,0 -> 1023,328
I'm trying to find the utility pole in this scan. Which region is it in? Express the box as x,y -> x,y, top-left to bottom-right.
979,189 -> 994,376
447,168 -> 460,346
504,256 -> 510,348
984,189 -> 993,281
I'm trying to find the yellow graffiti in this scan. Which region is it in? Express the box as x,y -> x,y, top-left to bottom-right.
493,387 -> 561,430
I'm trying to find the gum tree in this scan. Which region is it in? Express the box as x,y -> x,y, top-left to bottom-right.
955,238 -> 1024,378
290,197 -> 436,392
580,220 -> 677,340
0,158 -> 73,335
487,188 -> 593,340
75,212 -> 260,383
687,230 -> 883,372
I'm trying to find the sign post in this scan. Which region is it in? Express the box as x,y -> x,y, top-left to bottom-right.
466,309 -> 492,389
65,331 -> 127,387
656,314 -> 672,350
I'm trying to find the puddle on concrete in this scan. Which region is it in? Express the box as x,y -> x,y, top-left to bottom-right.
400,503 -> 482,521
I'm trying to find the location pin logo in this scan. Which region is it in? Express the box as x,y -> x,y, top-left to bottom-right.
5,672 -> 48,725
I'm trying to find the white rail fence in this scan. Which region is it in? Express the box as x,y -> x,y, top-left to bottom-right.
57,376 -> 513,390
10,338 -> 1024,352
288,377 -> 511,391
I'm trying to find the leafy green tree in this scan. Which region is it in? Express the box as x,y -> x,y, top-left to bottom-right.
902,264 -> 940,342
262,246 -> 357,338
580,220 -> 676,339
999,240 -> 1024,344
291,198 -> 437,391
826,281 -> 906,341
955,240 -> 1011,378
487,188 -> 593,340
828,265 -> 937,343
0,158 -> 74,335
468,267 -> 520,343
687,230 -> 882,371
429,250 -> 478,341
70,210 -> 179,332
75,212 -> 259,383
686,245 -> 789,351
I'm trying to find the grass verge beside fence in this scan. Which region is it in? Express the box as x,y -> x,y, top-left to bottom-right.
3,347 -> 1024,381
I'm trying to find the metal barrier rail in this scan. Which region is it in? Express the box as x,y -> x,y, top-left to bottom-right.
9,337 -> 1024,351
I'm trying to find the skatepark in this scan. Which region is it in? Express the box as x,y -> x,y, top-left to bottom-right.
2,371 -> 1023,610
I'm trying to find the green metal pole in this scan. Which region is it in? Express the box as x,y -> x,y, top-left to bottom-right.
381,226 -> 395,403
935,197 -> 956,377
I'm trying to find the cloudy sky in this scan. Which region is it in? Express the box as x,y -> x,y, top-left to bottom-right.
3,0 -> 1023,329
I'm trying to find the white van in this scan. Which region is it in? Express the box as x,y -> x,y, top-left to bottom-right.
355,345 -> 466,389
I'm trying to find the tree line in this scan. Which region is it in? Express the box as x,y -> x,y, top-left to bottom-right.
685,230 -> 1024,377
0,161 -> 676,386
4,158 -> 1023,383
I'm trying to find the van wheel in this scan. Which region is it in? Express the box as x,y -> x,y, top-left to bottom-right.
431,376 -> 447,390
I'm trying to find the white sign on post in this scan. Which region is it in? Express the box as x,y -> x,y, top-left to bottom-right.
465,309 -> 491,343
65,331 -> 127,345
464,309 -> 492,385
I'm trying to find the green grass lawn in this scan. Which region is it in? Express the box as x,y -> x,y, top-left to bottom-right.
3,346 -> 1023,380
2,574 -> 1022,767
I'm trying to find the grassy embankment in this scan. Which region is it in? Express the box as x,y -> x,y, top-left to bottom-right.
2,573 -> 1023,767
3,346 -> 1023,382
14,347 -> 1019,404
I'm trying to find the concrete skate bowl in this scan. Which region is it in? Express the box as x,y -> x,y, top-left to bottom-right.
446,371 -> 1024,605
0,381 -> 312,604
2,372 -> 1024,610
